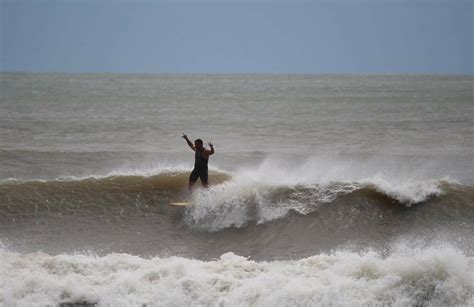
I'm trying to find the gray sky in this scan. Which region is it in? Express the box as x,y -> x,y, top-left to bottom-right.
1,0 -> 472,74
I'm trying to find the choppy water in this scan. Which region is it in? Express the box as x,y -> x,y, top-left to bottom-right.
1,73 -> 473,306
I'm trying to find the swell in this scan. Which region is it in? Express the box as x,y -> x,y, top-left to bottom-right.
0,172 -> 466,201
0,171 -> 231,193
1,171 -> 473,229
1,172 -> 474,260
0,171 -> 230,219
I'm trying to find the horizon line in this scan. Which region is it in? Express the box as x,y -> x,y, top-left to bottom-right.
1,70 -> 473,77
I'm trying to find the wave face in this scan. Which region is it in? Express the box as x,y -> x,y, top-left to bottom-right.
1,158 -> 474,260
0,167 -> 469,229
1,245 -> 473,306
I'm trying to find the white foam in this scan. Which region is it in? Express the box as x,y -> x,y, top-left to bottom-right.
1,246 -> 472,306
361,175 -> 452,206
185,180 -> 359,231
229,157 -> 454,204
184,157 -> 454,230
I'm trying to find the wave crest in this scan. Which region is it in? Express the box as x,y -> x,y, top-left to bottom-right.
183,174 -> 455,231
362,175 -> 449,205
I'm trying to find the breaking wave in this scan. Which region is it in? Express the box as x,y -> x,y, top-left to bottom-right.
2,157 -> 472,232
184,177 -> 455,231
1,244 -> 472,306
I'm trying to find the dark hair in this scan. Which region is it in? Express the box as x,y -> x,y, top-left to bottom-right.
194,139 -> 203,145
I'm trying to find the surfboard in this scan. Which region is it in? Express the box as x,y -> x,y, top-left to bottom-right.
169,202 -> 190,207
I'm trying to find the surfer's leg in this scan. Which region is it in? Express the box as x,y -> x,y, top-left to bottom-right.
200,170 -> 209,188
188,169 -> 199,190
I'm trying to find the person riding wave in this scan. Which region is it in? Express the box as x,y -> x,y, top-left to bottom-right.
182,134 -> 214,189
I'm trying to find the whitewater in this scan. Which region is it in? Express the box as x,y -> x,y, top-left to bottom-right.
2,245 -> 473,306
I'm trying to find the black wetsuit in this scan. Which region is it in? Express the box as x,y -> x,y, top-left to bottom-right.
189,148 -> 208,186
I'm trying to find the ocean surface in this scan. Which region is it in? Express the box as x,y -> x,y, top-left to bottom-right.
1,73 -> 473,306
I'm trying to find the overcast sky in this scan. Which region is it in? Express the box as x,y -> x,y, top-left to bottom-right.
1,0 -> 472,74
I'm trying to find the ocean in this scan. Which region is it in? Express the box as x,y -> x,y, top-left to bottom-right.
1,73 -> 473,306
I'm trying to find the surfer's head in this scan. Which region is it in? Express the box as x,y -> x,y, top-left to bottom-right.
194,139 -> 203,150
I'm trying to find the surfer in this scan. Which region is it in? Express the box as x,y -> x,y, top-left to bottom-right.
182,134 -> 214,189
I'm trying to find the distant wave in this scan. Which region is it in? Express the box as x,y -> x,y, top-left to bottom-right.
1,245 -> 472,306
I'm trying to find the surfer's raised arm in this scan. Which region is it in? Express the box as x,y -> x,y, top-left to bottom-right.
182,134 -> 195,151
205,142 -> 214,156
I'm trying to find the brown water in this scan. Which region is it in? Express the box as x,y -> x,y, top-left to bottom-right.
1,73 -> 473,306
